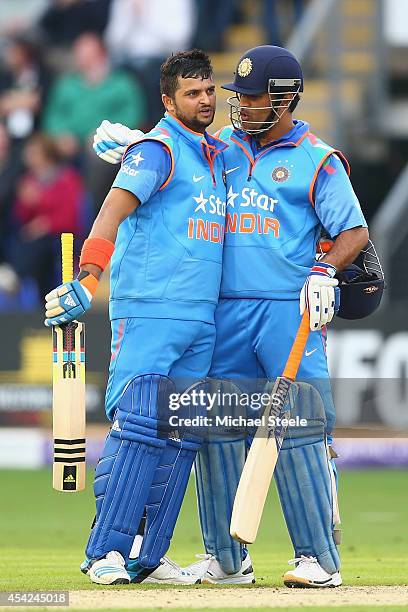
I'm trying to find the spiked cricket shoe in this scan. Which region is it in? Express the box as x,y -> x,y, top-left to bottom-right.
185,552 -> 255,584
283,555 -> 342,588
129,556 -> 201,584
88,551 -> 130,585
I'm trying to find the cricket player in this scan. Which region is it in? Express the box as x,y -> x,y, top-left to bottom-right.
44,49 -> 228,585
93,46 -> 370,588
193,45 -> 368,588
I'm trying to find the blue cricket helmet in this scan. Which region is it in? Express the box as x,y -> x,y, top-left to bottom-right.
222,45 -> 304,95
222,46 -> 303,134
336,241 -> 385,320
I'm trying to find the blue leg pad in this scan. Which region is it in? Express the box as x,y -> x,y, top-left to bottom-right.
86,374 -> 173,561
134,379 -> 208,569
274,383 -> 341,574
195,436 -> 246,574
133,435 -> 201,569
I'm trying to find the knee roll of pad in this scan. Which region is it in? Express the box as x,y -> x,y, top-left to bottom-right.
86,375 -> 172,561
195,435 -> 246,574
113,373 -> 176,443
274,382 -> 341,575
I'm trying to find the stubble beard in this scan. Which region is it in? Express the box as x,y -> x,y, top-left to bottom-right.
174,104 -> 215,134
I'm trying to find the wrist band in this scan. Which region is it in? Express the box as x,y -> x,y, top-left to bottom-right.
77,270 -> 99,297
79,237 -> 115,271
317,239 -> 334,254
311,262 -> 337,278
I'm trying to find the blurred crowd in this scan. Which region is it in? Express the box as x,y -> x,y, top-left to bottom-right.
0,0 -> 305,307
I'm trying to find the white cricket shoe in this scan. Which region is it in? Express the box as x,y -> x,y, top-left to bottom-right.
283,555 -> 342,588
89,551 -> 130,585
185,553 -> 255,584
131,556 -> 201,584
181,554 -> 213,579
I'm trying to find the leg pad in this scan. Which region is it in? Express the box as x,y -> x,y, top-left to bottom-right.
275,383 -> 341,574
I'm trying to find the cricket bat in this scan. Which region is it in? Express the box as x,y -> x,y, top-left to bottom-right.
52,233 -> 86,492
230,311 -> 310,543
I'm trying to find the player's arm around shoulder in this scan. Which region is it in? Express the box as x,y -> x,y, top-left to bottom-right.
93,120 -> 144,164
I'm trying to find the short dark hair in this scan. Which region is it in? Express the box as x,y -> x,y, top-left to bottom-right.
160,49 -> 213,98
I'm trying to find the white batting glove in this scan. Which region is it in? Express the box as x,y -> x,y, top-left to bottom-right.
300,262 -> 339,331
93,120 -> 144,164
44,279 -> 93,326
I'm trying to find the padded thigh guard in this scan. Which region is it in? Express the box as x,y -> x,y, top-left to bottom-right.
86,375 -> 173,561
274,383 -> 341,575
195,435 -> 247,574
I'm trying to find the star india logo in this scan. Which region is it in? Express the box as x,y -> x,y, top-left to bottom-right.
128,151 -> 144,166
272,166 -> 290,183
121,150 -> 144,177
238,57 -> 253,78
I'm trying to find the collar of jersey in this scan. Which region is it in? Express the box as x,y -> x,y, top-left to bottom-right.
233,119 -> 309,155
162,112 -> 228,153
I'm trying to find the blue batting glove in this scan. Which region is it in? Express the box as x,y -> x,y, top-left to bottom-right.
44,279 -> 93,327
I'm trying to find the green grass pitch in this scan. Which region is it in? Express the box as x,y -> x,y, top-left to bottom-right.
0,468 -> 407,598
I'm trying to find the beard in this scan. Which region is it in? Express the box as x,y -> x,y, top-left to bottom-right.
173,103 -> 215,133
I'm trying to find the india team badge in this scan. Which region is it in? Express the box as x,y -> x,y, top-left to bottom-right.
238,58 -> 253,77
272,166 -> 290,183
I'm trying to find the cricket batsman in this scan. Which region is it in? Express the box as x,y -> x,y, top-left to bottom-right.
44,50 -> 228,585
93,46 -> 384,588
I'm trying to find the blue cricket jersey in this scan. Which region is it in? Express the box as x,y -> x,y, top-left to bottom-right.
109,113 -> 228,323
216,120 -> 367,299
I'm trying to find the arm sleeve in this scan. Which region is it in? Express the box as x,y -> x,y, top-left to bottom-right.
314,154 -> 368,238
112,140 -> 171,204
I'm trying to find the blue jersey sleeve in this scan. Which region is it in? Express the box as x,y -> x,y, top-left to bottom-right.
314,154 -> 367,238
112,140 -> 171,204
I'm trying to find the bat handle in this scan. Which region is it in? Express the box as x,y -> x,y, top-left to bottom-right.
283,311 -> 310,381
61,233 -> 74,284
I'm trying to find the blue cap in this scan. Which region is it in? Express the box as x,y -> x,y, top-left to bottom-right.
222,45 -> 303,95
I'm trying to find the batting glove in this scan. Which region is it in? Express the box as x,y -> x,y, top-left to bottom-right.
300,262 -> 339,331
44,278 -> 94,326
93,120 -> 144,165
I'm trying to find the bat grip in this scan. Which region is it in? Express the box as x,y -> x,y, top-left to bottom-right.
61,233 -> 74,284
283,311 -> 310,381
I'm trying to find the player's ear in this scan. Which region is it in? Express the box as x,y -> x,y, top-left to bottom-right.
162,93 -> 174,113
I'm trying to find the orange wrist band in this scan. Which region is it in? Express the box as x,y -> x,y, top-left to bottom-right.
79,237 -> 115,271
